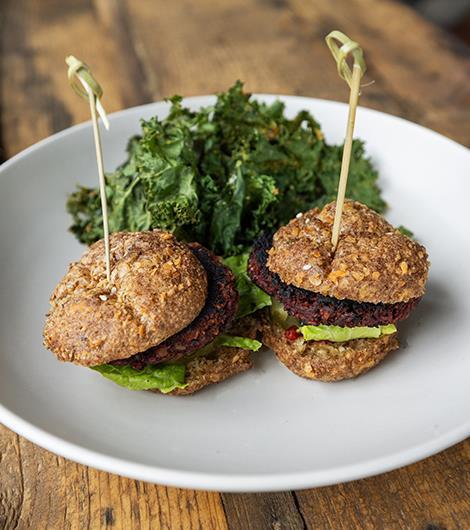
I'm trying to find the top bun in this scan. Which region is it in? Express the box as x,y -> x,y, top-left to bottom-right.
43,231 -> 207,366
267,201 -> 429,304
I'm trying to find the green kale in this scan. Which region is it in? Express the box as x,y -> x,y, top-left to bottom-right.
67,81 -> 386,256
314,141 -> 386,212
224,253 -> 272,319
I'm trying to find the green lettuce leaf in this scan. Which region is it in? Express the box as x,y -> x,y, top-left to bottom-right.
270,298 -> 300,328
216,334 -> 262,351
299,324 -> 397,342
181,334 -> 263,361
92,334 -> 261,392
397,225 -> 414,238
91,363 -> 187,393
224,253 -> 272,318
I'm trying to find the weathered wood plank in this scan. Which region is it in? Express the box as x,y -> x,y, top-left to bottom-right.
294,439 -> 470,530
0,0 -> 152,158
0,431 -> 23,529
221,492 -> 306,530
289,0 -> 470,144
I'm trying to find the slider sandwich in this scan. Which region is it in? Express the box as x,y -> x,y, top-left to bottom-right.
248,201 -> 429,381
44,231 -> 261,394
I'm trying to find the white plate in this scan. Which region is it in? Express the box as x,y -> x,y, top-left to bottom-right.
0,96 -> 469,492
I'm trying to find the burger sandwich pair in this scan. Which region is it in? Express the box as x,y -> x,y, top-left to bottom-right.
44,201 -> 429,392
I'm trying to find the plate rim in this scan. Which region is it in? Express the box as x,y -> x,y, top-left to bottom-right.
1,401 -> 469,492
1,94 -> 469,492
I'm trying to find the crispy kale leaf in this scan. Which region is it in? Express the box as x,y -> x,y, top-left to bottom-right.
315,141 -> 386,212
67,81 -> 386,255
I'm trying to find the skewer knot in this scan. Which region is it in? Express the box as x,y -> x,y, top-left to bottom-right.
325,31 -> 366,88
65,55 -> 103,101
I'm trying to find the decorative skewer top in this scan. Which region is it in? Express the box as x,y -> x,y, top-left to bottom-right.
324,31 -> 367,251
65,56 -> 110,130
325,31 -> 366,89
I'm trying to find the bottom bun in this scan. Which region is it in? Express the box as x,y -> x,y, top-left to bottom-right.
262,315 -> 399,382
166,346 -> 254,395
153,315 -> 260,395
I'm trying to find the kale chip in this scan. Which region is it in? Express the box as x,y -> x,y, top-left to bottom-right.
67,81 -> 385,256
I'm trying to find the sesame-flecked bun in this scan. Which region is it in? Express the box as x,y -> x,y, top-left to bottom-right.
43,231 -> 208,366
267,201 -> 429,304
262,315 -> 399,382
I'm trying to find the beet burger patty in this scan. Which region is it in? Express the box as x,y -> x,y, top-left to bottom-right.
248,232 -> 420,328
248,201 -> 429,381
44,231 -> 261,395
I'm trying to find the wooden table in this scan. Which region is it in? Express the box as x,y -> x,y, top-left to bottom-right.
1,0 -> 469,528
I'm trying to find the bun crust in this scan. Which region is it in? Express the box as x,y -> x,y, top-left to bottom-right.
267,201 -> 429,304
261,314 -> 399,381
44,231 -> 207,366
164,346 -> 254,395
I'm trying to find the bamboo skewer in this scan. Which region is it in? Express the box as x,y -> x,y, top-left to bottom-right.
325,31 -> 367,250
331,63 -> 362,250
87,89 -> 111,282
65,56 -> 111,282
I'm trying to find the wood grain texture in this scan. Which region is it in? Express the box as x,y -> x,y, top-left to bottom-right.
221,492 -> 306,530
0,425 -> 228,530
0,0 -> 469,528
295,440 -> 470,530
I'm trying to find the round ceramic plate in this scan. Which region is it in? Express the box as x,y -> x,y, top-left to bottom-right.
0,95 -> 469,492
